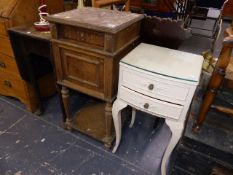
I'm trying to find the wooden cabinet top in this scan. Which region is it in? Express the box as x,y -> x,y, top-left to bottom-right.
47,7 -> 144,34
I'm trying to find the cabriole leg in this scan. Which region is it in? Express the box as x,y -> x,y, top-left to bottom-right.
112,99 -> 127,153
161,119 -> 184,175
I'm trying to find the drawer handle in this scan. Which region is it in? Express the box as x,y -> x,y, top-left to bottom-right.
0,61 -> 6,68
144,103 -> 149,109
148,84 -> 154,90
4,81 -> 12,87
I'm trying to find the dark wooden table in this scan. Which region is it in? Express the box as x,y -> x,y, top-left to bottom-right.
8,25 -> 55,115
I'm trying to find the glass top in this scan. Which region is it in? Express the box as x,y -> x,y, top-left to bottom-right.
121,43 -> 203,83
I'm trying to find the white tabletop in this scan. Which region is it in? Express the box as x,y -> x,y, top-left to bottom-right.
121,43 -> 203,82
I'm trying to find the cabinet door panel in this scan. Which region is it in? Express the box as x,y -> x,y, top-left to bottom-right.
58,47 -> 105,93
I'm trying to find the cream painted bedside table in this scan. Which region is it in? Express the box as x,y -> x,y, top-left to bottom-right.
112,43 -> 203,175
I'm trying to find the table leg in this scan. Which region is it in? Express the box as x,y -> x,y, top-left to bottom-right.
61,86 -> 72,130
28,57 -> 44,115
161,119 -> 184,175
104,102 -> 113,149
129,108 -> 136,128
112,99 -> 127,153
56,84 -> 67,123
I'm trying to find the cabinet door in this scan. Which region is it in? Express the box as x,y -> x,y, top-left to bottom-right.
53,43 -> 105,98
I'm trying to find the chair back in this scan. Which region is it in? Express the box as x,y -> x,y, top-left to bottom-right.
141,15 -> 191,49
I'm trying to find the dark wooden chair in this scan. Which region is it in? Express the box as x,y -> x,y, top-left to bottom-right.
184,0 -> 233,52
193,25 -> 233,132
140,15 -> 191,50
192,0 -> 233,132
184,0 -> 227,38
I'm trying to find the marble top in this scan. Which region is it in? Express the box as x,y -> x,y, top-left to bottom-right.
121,43 -> 204,83
47,7 -> 144,34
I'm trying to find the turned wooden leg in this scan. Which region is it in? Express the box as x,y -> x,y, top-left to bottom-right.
61,86 -> 72,130
161,119 -> 184,175
104,102 -> 113,149
56,84 -> 66,123
193,46 -> 232,132
27,56 -> 43,115
112,99 -> 127,153
32,78 -> 43,116
192,89 -> 217,132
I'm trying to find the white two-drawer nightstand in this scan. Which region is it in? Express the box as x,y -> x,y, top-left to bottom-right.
112,43 -> 203,175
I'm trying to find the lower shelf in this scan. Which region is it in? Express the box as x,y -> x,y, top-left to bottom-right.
72,101 -> 115,147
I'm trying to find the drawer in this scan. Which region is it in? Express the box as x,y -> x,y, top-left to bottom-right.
0,36 -> 14,57
0,52 -> 20,75
0,71 -> 27,101
120,65 -> 190,105
57,46 -> 105,94
119,86 -> 183,120
0,19 -> 8,36
58,25 -> 105,49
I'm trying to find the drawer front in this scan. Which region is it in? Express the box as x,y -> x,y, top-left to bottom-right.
119,86 -> 183,120
0,36 -> 14,57
0,52 -> 20,75
0,71 -> 27,100
0,19 -> 8,36
58,47 -> 105,93
120,66 -> 190,105
58,25 -> 105,49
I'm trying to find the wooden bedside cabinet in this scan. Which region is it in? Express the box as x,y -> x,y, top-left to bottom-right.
112,43 -> 203,175
47,8 -> 144,147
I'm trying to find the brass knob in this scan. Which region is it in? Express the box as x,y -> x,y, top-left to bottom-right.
0,61 -> 6,68
144,103 -> 149,109
4,81 -> 12,87
148,84 -> 154,90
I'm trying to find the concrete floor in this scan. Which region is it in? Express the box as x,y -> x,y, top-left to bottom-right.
0,20 -> 232,175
